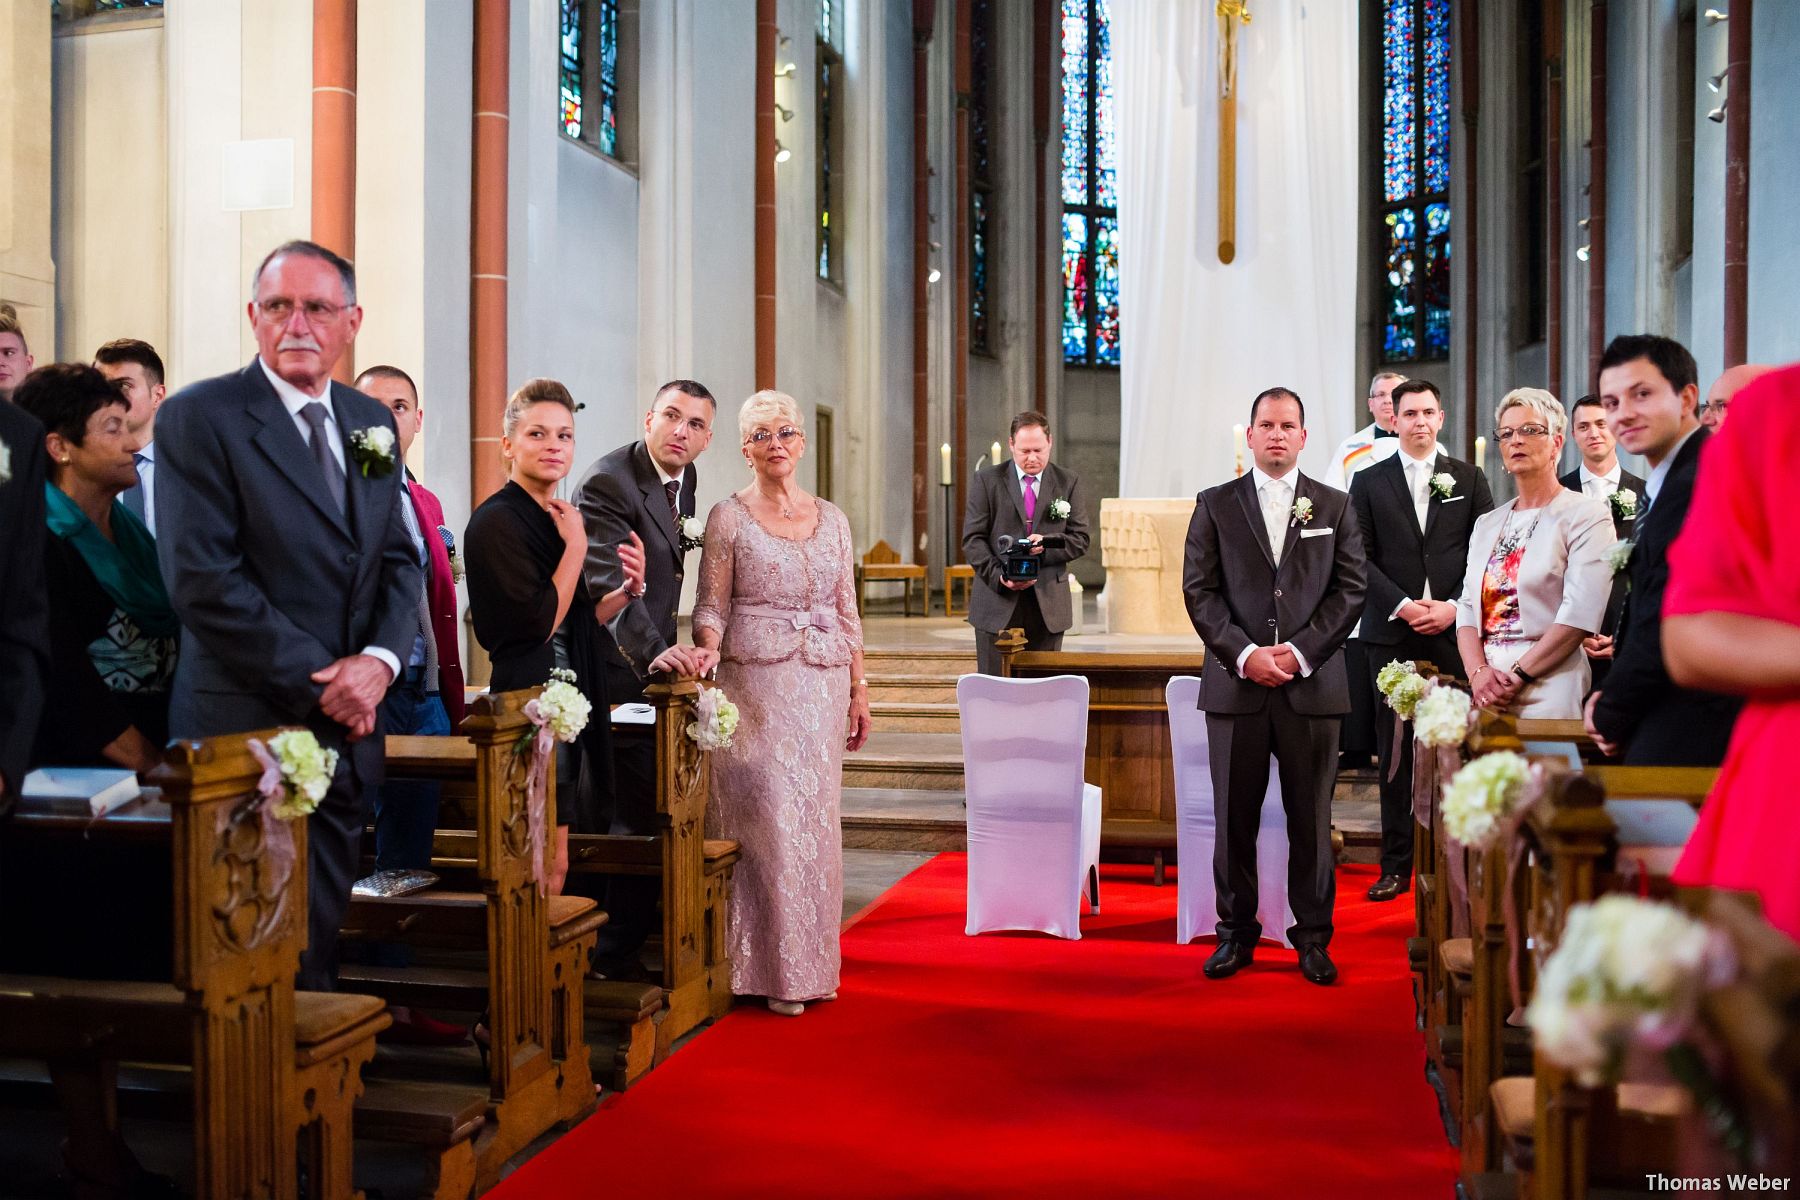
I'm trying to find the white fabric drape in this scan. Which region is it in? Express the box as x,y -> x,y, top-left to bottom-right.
1113,0 -> 1359,497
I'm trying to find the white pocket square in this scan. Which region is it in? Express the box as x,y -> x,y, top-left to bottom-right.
1439,495 -> 1467,504
1299,527 -> 1334,538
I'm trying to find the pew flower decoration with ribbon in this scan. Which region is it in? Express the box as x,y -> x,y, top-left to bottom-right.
686,685 -> 740,752
517,669 -> 591,895
1376,658 -> 1418,697
1386,673 -> 1431,721
245,729 -> 338,895
1440,749 -> 1532,852
1525,894 -> 1750,1159
1413,684 -> 1474,748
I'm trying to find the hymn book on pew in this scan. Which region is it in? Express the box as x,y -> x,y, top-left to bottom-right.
21,767 -> 141,817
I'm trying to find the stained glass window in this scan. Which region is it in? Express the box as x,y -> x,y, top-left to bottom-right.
970,0 -> 996,352
560,0 -> 621,158
1379,0 -> 1450,362
818,0 -> 845,282
51,0 -> 162,17
1062,0 -> 1119,367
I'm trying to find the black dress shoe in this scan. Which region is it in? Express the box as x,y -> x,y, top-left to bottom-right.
1365,874 -> 1410,902
1298,944 -> 1338,986
1203,940 -> 1255,979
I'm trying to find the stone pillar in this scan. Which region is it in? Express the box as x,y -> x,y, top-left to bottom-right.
0,3 -> 55,354
470,0 -> 509,507
312,0 -> 357,382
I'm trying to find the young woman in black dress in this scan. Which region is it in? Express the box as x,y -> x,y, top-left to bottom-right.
465,378 -> 645,893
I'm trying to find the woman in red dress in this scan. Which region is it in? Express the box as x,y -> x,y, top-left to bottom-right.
1665,363 -> 1800,942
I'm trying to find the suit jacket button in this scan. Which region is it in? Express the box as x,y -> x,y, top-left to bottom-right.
1267,619 -> 1278,626
1273,588 -> 1283,598
345,552 -> 360,565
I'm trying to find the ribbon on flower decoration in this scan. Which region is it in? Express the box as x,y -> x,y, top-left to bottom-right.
519,698 -> 556,897
1437,744 -> 1469,937
246,737 -> 300,897
1499,762 -> 1549,1021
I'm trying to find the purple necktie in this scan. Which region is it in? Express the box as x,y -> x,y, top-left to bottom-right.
1022,474 -> 1038,530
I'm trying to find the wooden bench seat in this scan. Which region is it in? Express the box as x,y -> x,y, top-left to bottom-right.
585,980 -> 666,1091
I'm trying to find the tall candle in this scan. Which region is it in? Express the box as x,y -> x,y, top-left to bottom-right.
940,442 -> 953,486
1474,436 -> 1487,471
991,441 -> 1004,467
1232,424 -> 1246,476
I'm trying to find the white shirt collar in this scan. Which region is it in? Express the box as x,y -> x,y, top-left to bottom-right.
1250,464 -> 1297,493
137,440 -> 155,463
259,355 -> 332,415
1646,426 -> 1702,503
1014,461 -> 1046,485
1398,446 -> 1436,470
643,442 -> 682,489
1578,460 -> 1621,488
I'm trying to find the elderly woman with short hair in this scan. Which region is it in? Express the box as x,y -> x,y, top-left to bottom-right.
691,389 -> 869,1016
1456,388 -> 1616,719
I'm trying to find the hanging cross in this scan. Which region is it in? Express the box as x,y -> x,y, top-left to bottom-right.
1216,0 -> 1252,264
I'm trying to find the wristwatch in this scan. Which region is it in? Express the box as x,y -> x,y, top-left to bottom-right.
1512,663 -> 1537,685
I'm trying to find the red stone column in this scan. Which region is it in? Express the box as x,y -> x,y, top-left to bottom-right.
311,0 -> 357,383
1722,0 -> 1751,367
470,0 -> 510,506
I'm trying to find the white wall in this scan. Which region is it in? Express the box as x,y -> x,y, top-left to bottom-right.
1747,0 -> 1800,365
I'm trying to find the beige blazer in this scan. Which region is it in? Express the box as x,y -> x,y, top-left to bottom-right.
1455,489 -> 1616,718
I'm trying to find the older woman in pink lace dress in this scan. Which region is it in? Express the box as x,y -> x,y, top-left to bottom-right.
691,390 -> 872,1016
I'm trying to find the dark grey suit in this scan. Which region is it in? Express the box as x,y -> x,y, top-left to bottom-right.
156,360 -> 419,989
1183,471 -> 1367,946
0,399 -> 49,811
961,461 -> 1091,675
1560,463 -> 1646,689
573,439 -> 698,959
1351,453 -> 1493,876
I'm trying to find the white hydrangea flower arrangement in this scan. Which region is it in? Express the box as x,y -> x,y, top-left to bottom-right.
686,685 -> 740,752
534,667 -> 592,743
1526,894 -> 1736,1089
1439,750 -> 1532,851
264,729 -> 338,820
1387,673 -> 1431,721
1376,659 -> 1418,697
1413,684 -> 1473,748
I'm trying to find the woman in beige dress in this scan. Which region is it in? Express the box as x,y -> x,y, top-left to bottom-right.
691,390 -> 872,1016
1455,388 -> 1616,719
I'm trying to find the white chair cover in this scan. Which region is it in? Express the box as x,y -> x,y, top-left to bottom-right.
1166,676 -> 1295,948
958,674 -> 1103,939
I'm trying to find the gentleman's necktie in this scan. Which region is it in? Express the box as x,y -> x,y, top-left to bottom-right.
1409,461 -> 1430,532
1022,474 -> 1038,530
301,402 -> 347,514
122,453 -> 149,521
1264,480 -> 1291,559
665,480 -> 682,530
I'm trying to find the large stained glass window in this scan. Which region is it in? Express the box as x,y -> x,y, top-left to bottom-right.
970,0 -> 996,353
818,0 -> 845,281
560,0 -> 621,158
1061,0 -> 1119,367
1379,0 -> 1450,362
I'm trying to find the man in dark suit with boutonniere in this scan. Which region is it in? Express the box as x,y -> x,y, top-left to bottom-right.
962,410 -> 1091,677
156,240 -> 420,991
1183,387 -> 1367,986
574,379 -> 718,976
1350,379 -> 1493,903
1584,336 -> 1743,766
1560,394 -> 1646,687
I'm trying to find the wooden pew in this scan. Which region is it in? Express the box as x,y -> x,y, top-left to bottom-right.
0,732 -> 392,1200
1483,765 -> 1708,1199
343,690 -> 604,1192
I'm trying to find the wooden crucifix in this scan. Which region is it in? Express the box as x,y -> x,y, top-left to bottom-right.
1216,0 -> 1252,264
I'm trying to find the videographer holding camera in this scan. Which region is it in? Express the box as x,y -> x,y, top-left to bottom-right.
962,411 -> 1091,675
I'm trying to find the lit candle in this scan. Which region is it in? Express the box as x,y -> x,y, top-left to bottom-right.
991,440 -> 1003,467
1474,436 -> 1487,471
940,442 -> 953,486
1232,424 -> 1246,476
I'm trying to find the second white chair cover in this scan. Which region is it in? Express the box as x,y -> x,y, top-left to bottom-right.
1166,676 -> 1296,948
958,673 -> 1103,940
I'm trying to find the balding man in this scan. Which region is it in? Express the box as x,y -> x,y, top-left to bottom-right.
1699,363 -> 1775,431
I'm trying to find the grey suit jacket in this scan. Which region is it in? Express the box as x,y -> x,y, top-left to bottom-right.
960,460 -> 1091,635
1182,472 -> 1368,716
154,360 -> 420,783
575,439 -> 697,701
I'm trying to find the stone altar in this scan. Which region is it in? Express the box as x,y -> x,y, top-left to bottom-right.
1098,497 -> 1199,636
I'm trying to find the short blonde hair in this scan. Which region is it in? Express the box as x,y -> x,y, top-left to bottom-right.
1494,387 -> 1566,439
738,389 -> 803,443
503,377 -> 577,438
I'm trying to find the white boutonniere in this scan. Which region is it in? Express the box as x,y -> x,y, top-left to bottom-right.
1607,539 -> 1635,576
1610,488 -> 1638,520
679,516 -> 706,554
1047,497 -> 1072,521
1429,472 -> 1456,500
0,437 -> 11,486
1291,497 -> 1314,525
348,426 -> 397,478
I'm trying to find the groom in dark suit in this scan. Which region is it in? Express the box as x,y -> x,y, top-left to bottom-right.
574,379 -> 717,973
1183,388 -> 1366,985
962,411 -> 1091,676
156,241 -> 420,990
1350,379 -> 1492,902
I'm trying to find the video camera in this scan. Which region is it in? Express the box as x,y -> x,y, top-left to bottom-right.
996,534 -> 1067,582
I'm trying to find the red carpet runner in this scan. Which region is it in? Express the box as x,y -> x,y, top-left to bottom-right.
496,856 -> 1458,1199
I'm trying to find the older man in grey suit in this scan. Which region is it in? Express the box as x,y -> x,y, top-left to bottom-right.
961,411 -> 1091,675
156,241 -> 420,990
1183,388 -> 1367,986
